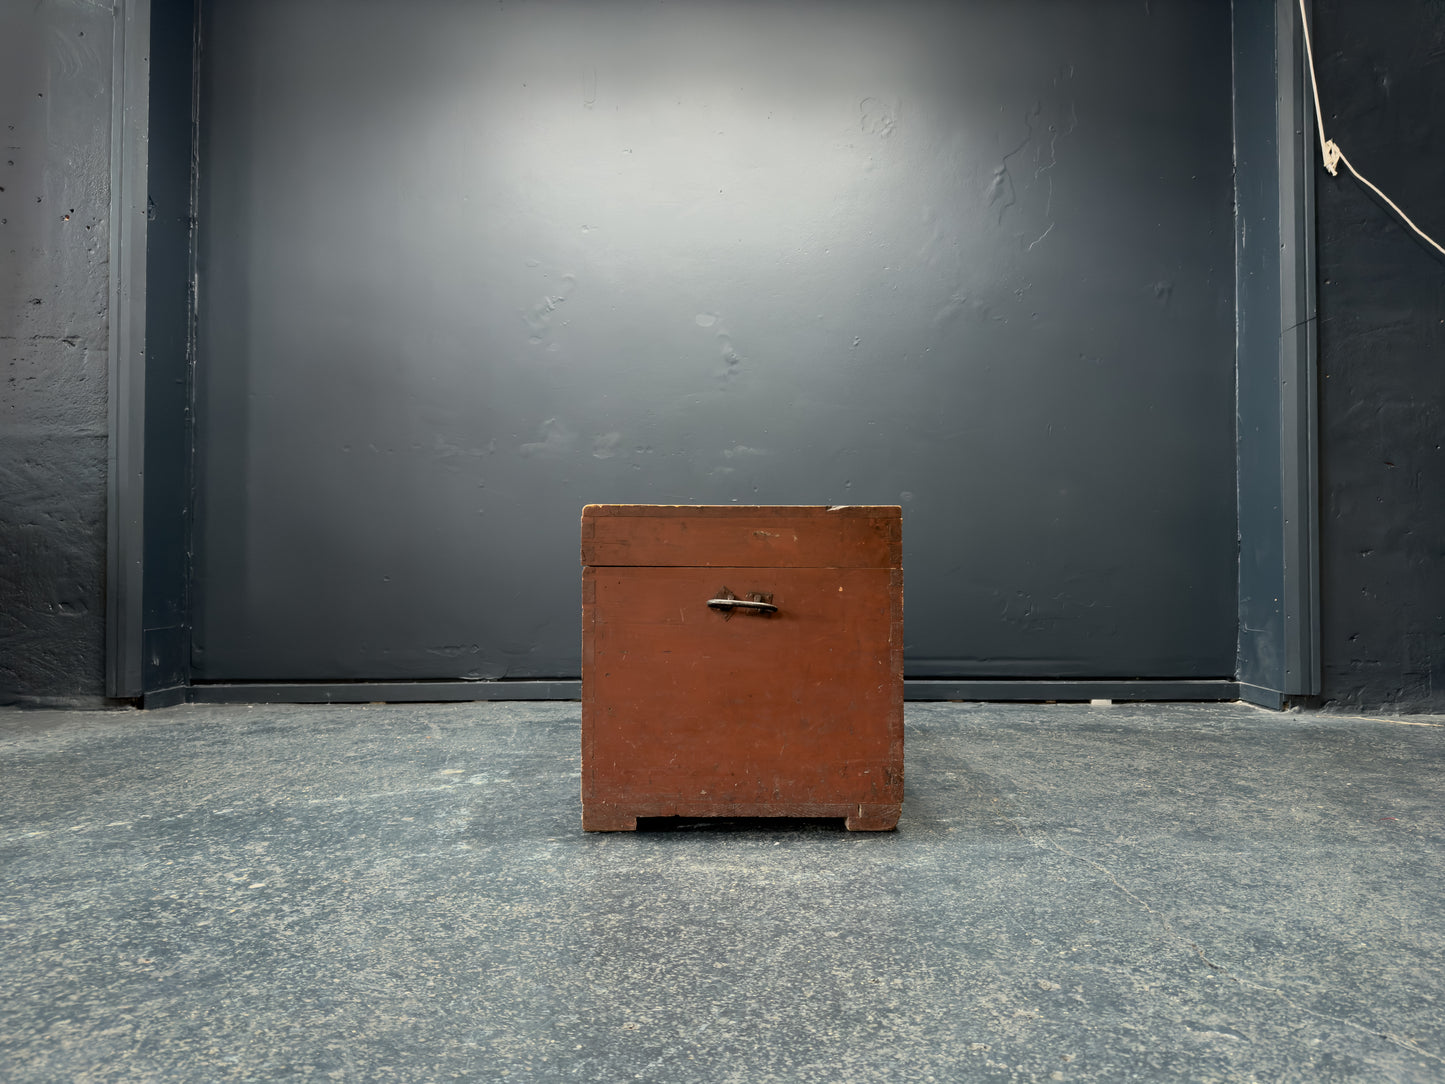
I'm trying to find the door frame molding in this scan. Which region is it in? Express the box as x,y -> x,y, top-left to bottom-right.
1232,0 -> 1322,709
106,0 -> 198,700
1276,0 -> 1322,702
105,0 -> 152,698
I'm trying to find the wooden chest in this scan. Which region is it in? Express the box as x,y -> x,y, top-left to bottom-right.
580,504 -> 903,831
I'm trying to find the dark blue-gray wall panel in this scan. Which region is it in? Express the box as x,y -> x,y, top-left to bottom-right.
192,0 -> 1238,682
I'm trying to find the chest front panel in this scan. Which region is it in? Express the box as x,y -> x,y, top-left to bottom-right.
581,505 -> 903,831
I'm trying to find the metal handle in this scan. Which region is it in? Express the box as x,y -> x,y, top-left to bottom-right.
707,587 -> 777,616
707,597 -> 778,614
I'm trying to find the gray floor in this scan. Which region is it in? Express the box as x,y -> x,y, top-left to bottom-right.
2,701 -> 1443,1084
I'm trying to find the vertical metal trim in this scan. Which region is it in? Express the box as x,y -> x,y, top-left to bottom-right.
181,0 -> 204,684
1229,0 -> 1244,684
106,0 -> 153,698
1298,0 -> 1321,697
1276,0 -> 1321,696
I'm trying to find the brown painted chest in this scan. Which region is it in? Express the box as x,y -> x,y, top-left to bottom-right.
581,504 -> 903,831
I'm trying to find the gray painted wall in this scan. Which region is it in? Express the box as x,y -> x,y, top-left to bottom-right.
191,0 -> 1238,684
0,1 -> 113,704
1315,0 -> 1445,712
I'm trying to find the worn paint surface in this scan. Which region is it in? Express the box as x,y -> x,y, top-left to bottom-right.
0,2 -> 113,703
1314,0 -> 1445,711
191,0 -> 1238,684
581,506 -> 902,831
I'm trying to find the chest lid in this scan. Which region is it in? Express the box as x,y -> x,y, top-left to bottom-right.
581,504 -> 901,569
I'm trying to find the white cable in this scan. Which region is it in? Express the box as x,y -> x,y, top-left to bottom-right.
1298,0 -> 1445,258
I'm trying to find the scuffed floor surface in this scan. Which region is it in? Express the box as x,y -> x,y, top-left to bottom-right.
1,701 -> 1443,1083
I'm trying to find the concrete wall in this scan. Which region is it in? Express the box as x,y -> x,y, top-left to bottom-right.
1314,0 -> 1445,712
0,1 -> 114,705
1,0 -> 1442,710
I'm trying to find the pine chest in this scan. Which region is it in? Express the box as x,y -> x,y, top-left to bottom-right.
580,504 -> 903,831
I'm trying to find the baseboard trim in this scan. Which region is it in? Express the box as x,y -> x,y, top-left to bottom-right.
1237,683 -> 1286,710
188,681 -> 583,704
904,680 -> 1240,702
179,678 -> 1242,706
141,685 -> 188,709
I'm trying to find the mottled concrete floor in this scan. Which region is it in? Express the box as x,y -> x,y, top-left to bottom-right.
1,701 -> 1443,1083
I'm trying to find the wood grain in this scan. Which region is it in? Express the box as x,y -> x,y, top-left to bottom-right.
582,505 -> 903,832
581,504 -> 902,569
